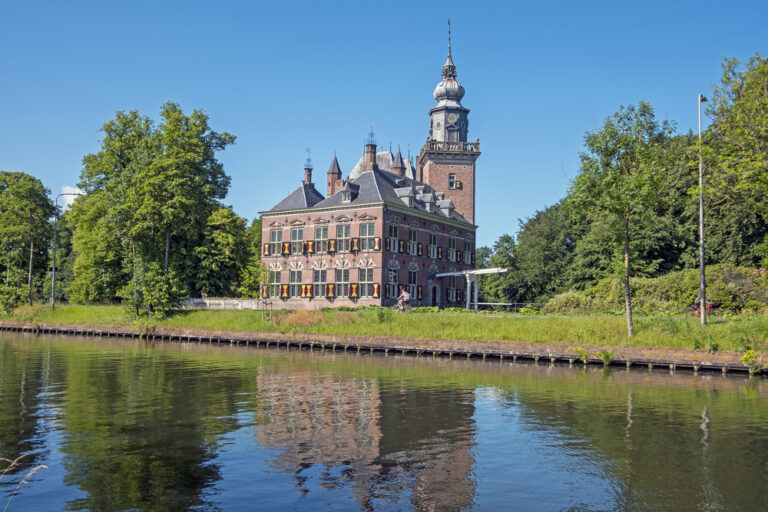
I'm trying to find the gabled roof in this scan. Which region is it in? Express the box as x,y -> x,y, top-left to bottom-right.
313,169 -> 471,224
269,183 -> 325,211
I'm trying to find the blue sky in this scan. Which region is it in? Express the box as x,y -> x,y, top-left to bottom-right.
1,0 -> 765,247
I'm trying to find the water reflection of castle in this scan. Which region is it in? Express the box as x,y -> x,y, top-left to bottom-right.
254,370 -> 476,510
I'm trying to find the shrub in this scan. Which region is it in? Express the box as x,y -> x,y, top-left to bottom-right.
542,265 -> 768,315
543,291 -> 595,314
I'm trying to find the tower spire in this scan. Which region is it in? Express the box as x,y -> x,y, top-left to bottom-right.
443,19 -> 456,79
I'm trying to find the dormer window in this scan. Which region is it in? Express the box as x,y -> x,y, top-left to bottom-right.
342,191 -> 351,203
408,196 -> 414,207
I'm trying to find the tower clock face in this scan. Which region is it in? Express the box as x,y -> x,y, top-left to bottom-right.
447,113 -> 459,124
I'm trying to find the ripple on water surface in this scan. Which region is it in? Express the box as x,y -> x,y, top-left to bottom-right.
1,335 -> 768,511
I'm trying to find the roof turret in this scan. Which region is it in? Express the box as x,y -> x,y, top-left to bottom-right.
327,154 -> 341,175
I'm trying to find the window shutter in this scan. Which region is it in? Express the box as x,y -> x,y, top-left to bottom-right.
417,285 -> 423,300
261,285 -> 268,297
307,241 -> 315,254
398,240 -> 404,253
398,284 -> 405,295
349,283 -> 359,298
471,252 -> 476,265
417,242 -> 423,256
351,238 -> 360,252
282,242 -> 290,255
373,283 -> 380,298
373,237 -> 381,251
281,285 -> 289,298
457,250 -> 463,263
457,289 -> 463,302
326,284 -> 335,298
328,239 -> 337,253
437,247 -> 443,259
263,243 -> 270,256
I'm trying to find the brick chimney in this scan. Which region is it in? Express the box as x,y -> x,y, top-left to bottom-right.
303,150 -> 313,185
364,142 -> 378,172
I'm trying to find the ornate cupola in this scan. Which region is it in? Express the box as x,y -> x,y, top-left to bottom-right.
428,22 -> 469,143
432,41 -> 465,106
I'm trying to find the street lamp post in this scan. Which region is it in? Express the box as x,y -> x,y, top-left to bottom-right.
51,192 -> 82,309
698,93 -> 708,326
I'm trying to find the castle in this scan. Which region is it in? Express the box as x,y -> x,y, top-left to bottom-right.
260,39 -> 480,309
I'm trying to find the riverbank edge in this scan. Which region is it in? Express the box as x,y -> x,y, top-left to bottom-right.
0,320 -> 761,377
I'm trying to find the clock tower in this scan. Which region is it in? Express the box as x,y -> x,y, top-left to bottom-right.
418,32 -> 480,224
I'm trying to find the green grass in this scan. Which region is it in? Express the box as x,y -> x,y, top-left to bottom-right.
5,304 -> 768,354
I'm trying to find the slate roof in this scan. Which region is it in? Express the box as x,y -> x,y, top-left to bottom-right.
313,169 -> 471,224
269,183 -> 325,211
327,155 -> 341,175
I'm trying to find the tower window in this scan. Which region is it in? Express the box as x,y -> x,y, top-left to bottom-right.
448,174 -> 457,189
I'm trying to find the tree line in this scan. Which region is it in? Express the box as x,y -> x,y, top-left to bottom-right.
0,102 -> 264,317
479,55 -> 768,332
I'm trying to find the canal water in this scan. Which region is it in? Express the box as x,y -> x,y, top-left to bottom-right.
1,334 -> 766,511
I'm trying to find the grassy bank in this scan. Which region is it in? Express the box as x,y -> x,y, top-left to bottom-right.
4,304 -> 768,355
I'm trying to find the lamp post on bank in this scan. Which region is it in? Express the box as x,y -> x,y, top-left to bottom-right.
50,192 -> 82,309
698,93 -> 708,326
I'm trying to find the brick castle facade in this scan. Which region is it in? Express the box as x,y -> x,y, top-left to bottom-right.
260,41 -> 480,309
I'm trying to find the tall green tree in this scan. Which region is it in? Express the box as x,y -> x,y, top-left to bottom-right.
70,110 -> 155,303
708,55 -> 768,266
481,235 -> 520,303
238,217 -> 266,298
571,102 -> 673,336
514,201 -> 584,301
0,171 -> 55,308
70,103 -> 236,316
194,207 -> 249,297
708,55 -> 768,214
